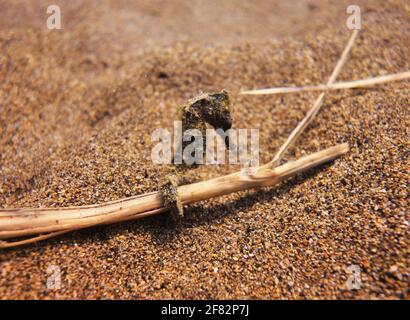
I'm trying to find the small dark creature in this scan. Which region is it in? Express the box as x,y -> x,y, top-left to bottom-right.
160,90 -> 233,220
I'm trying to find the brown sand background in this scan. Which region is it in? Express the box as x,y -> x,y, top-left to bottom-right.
0,0 -> 409,299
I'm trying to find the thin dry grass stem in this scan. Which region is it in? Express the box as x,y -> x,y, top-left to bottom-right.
0,143 -> 349,249
267,30 -> 359,168
0,231 -> 71,249
240,70 -> 410,95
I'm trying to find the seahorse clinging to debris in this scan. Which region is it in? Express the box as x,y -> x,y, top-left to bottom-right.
160,90 -> 232,220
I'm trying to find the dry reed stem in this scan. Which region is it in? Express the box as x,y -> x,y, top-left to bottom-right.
268,30 -> 359,167
0,143 -> 349,249
239,70 -> 410,95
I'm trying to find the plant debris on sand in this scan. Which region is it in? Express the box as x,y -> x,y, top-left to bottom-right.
0,0 -> 409,299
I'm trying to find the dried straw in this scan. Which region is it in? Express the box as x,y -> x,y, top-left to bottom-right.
0,144 -> 349,248
268,30 -> 359,167
240,71 -> 410,95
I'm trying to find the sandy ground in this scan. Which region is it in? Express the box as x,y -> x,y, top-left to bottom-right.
0,0 -> 409,299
